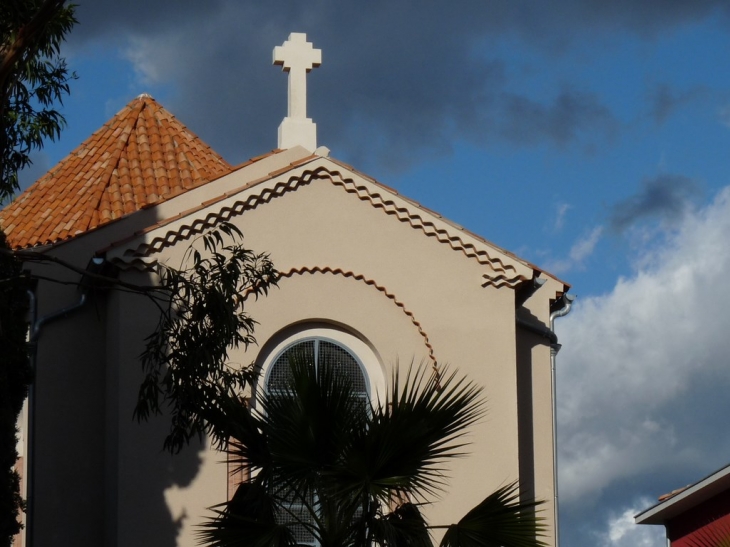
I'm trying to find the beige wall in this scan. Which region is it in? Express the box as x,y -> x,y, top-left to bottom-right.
23,156 -> 562,546
517,278 -> 565,544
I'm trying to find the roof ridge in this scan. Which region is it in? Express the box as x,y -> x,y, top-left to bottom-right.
141,98 -> 172,199
152,105 -> 174,196
1,95 -> 234,248
162,114 -> 197,191
160,105 -> 231,169
81,99 -> 144,233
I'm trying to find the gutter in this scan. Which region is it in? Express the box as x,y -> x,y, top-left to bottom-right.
24,257 -> 104,547
515,291 -> 575,547
548,294 -> 575,547
515,315 -> 558,347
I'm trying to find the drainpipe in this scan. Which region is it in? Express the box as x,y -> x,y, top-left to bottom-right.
549,293 -> 575,547
25,282 -> 91,547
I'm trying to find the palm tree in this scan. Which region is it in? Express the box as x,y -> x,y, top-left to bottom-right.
199,356 -> 547,547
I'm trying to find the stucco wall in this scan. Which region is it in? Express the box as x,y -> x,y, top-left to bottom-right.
23,156 -> 560,546
149,174 -> 525,542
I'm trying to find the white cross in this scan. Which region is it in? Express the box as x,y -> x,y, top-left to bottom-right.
273,33 -> 322,150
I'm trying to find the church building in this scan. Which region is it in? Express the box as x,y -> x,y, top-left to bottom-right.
1,34 -> 571,547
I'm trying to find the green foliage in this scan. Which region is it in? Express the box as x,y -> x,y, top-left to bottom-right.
0,232 -> 32,545
134,222 -> 278,454
0,3 -> 76,542
0,0 -> 77,203
198,358 -> 547,547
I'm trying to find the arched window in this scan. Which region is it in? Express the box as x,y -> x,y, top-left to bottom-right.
257,328 -> 381,546
265,338 -> 368,399
258,325 -> 384,401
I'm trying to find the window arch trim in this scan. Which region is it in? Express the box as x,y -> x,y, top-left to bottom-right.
264,336 -> 370,398
257,325 -> 386,404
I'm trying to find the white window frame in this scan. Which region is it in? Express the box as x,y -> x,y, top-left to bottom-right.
257,326 -> 385,546
258,326 -> 385,404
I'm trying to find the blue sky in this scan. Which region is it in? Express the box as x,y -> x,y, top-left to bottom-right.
15,2 -> 730,545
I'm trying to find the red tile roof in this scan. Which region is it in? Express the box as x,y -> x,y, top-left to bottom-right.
0,94 -> 232,249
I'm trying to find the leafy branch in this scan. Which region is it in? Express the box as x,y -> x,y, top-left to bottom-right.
134,222 -> 278,453
0,0 -> 77,203
2,220 -> 278,458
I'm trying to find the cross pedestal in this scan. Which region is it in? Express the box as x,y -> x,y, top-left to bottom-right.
273,33 -> 322,151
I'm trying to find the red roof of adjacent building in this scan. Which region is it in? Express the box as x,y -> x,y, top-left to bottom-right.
0,94 -> 232,249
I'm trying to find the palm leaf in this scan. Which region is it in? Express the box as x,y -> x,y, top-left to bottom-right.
200,359 -> 545,547
205,389 -> 271,473
198,480 -> 296,547
370,502 -> 433,547
259,351 -> 367,493
337,364 -> 484,502
439,482 -> 546,547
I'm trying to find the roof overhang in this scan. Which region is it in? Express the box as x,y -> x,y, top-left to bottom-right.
636,463 -> 730,525
102,156 -> 559,292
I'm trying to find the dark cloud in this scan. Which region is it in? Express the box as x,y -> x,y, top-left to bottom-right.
649,83 -> 707,124
499,90 -> 617,146
58,1 -> 730,173
609,173 -> 704,232
70,1 -> 730,48
561,0 -> 729,35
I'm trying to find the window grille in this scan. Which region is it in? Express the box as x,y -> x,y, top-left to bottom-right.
265,337 -> 368,546
266,338 -> 367,396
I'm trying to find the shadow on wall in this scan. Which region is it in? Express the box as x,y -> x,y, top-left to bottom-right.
124,434 -> 207,547
515,307 -> 543,505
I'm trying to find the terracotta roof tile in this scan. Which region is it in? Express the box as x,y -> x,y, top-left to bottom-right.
0,94 -> 233,249
657,485 -> 691,502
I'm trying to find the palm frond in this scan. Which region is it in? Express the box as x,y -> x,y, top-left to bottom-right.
370,502 -> 433,547
439,482 -> 547,547
201,388 -> 271,473
200,360 -> 545,547
338,363 -> 484,501
258,351 -> 368,492
198,480 -> 296,547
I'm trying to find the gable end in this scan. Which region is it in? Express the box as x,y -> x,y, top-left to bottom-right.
106,163 -> 534,289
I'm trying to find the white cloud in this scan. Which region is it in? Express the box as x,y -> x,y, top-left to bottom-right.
124,36 -> 164,85
553,202 -> 572,231
557,186 -> 730,507
595,499 -> 665,547
569,226 -> 603,263
546,225 -> 603,273
719,104 -> 730,128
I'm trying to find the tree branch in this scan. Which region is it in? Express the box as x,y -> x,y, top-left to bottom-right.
0,0 -> 66,93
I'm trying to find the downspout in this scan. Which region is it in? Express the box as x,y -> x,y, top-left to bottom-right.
25,286 -> 90,547
549,293 -> 575,547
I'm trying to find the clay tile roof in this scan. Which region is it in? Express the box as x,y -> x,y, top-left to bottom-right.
657,485 -> 691,502
0,94 -> 233,249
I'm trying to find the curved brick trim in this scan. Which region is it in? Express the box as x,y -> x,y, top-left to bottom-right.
225,267 -> 440,495
115,166 -> 528,289
272,266 -> 438,366
106,259 -> 439,364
